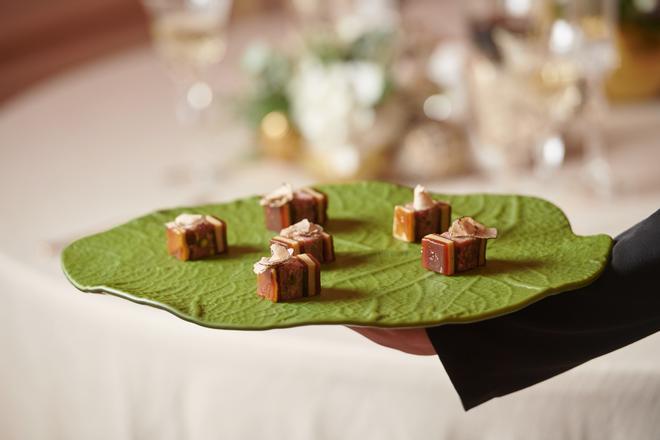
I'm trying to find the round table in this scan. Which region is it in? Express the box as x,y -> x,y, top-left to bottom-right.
1,44 -> 660,440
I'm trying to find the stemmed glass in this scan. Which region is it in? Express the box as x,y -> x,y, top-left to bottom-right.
463,0 -> 619,192
142,0 -> 233,124
464,0 -> 585,178
566,0 -> 619,196
142,0 -> 235,200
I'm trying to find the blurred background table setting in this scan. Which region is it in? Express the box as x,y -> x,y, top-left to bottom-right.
1,0 -> 660,438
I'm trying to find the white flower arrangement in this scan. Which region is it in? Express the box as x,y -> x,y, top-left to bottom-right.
289,57 -> 385,153
241,20 -> 408,177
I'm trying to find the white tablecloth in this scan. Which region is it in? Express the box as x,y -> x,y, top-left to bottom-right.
1,46 -> 660,440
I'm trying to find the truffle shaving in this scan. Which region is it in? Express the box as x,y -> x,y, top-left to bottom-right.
448,217 -> 497,239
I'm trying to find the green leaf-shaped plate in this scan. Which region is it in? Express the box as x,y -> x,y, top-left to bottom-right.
62,181 -> 612,330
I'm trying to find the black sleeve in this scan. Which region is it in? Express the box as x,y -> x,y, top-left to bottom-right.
426,209 -> 660,410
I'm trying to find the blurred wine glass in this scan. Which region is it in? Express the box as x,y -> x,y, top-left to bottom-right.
464,0 -> 585,179
566,0 -> 619,196
463,0 -> 623,189
141,0 -> 235,201
142,0 -> 232,124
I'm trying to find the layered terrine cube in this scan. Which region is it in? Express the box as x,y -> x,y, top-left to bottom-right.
260,183 -> 328,231
393,185 -> 451,242
421,217 -> 497,275
270,219 -> 335,264
166,213 -> 227,261
254,244 -> 321,302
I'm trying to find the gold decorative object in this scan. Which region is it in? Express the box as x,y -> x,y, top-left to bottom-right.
393,122 -> 469,180
259,111 -> 301,161
607,28 -> 660,101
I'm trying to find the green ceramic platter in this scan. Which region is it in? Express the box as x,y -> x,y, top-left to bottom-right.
62,181 -> 612,330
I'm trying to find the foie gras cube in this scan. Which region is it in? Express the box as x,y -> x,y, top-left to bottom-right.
166,213 -> 227,261
254,244 -> 321,302
260,183 -> 328,231
270,219 -> 335,264
421,217 -> 497,275
422,234 -> 486,275
393,185 -> 451,242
